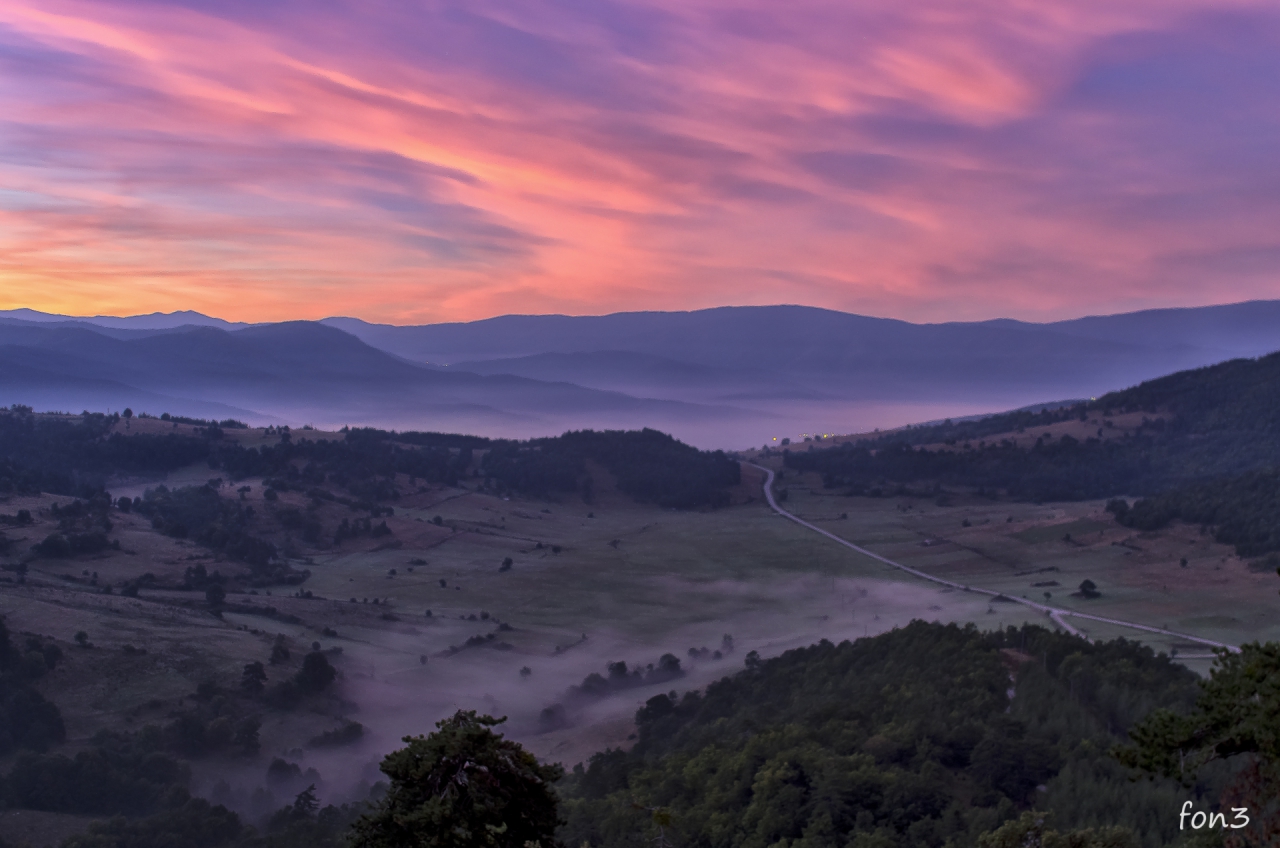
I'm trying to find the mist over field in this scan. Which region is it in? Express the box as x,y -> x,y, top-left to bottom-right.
5,0 -> 1280,842
6,321 -> 1280,846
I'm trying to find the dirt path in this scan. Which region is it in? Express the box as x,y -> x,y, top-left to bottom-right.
746,463 -> 1238,652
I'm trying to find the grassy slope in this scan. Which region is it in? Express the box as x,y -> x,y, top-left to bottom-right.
4,436 -> 1265,759
1,419 -> 1274,845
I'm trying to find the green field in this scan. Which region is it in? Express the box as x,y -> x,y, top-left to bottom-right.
3,432 -> 1274,846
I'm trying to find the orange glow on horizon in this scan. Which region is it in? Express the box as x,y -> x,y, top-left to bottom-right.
1,0 -> 1278,325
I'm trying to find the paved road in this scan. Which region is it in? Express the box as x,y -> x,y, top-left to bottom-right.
747,462 -> 1239,653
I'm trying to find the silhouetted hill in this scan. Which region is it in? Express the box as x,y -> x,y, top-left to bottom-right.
0,321 -> 744,439
9,301 -> 1280,447
0,308 -> 248,331
0,352 -> 262,422
1020,300 -> 1280,352
786,350 -> 1280,510
325,302 -> 1280,406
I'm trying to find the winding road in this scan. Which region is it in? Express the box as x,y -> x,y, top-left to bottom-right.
748,462 -> 1239,653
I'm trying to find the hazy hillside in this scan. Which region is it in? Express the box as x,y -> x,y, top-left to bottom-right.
322,303 -> 1280,446
323,301 -> 1280,393
8,301 -> 1280,448
785,350 -> 1280,552
0,320 -> 744,441
0,308 -> 249,331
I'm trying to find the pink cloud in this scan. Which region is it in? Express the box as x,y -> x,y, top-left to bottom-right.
0,0 -> 1277,323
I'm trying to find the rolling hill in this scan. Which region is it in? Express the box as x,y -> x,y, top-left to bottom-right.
0,320 -> 745,440
7,300 -> 1280,448
321,301 -> 1280,402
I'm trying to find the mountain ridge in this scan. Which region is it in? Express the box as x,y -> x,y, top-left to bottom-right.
0,319 -> 749,443
6,301 -> 1280,448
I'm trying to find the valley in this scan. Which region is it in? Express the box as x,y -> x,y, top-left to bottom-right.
7,4 -> 1277,843
2,355 -> 1278,846
2,419 -> 1260,800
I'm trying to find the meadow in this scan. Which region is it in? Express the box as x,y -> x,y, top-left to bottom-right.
0,415 -> 1268,845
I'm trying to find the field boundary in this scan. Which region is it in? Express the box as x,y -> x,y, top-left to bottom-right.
746,463 -> 1240,653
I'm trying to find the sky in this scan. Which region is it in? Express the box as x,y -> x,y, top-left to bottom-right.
1,0 -> 1278,326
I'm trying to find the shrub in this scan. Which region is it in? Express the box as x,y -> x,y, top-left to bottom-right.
294,652 -> 336,694
309,721 -> 364,748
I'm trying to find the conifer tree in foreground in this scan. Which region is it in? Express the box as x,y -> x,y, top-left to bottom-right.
351,710 -> 563,848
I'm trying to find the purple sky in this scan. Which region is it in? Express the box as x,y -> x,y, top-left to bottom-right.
1,0 -> 1278,323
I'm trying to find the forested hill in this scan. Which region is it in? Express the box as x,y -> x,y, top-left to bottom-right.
480,428 -> 740,509
0,409 -> 484,501
845,350 -> 1280,451
560,621 -> 1205,848
785,351 -> 1280,506
0,621 -> 1230,848
0,409 -> 738,511
1095,350 -> 1280,434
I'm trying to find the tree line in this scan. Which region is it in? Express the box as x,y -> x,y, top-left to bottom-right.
482,428 -> 741,509
1110,469 -> 1280,558
6,617 -> 1276,847
0,408 -> 210,498
787,352 -> 1280,559
559,621 -> 1208,848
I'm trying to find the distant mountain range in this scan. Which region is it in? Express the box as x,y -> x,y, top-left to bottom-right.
5,301 -> 1280,448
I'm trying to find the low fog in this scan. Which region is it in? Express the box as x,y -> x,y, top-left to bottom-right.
188,573 -> 1013,824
